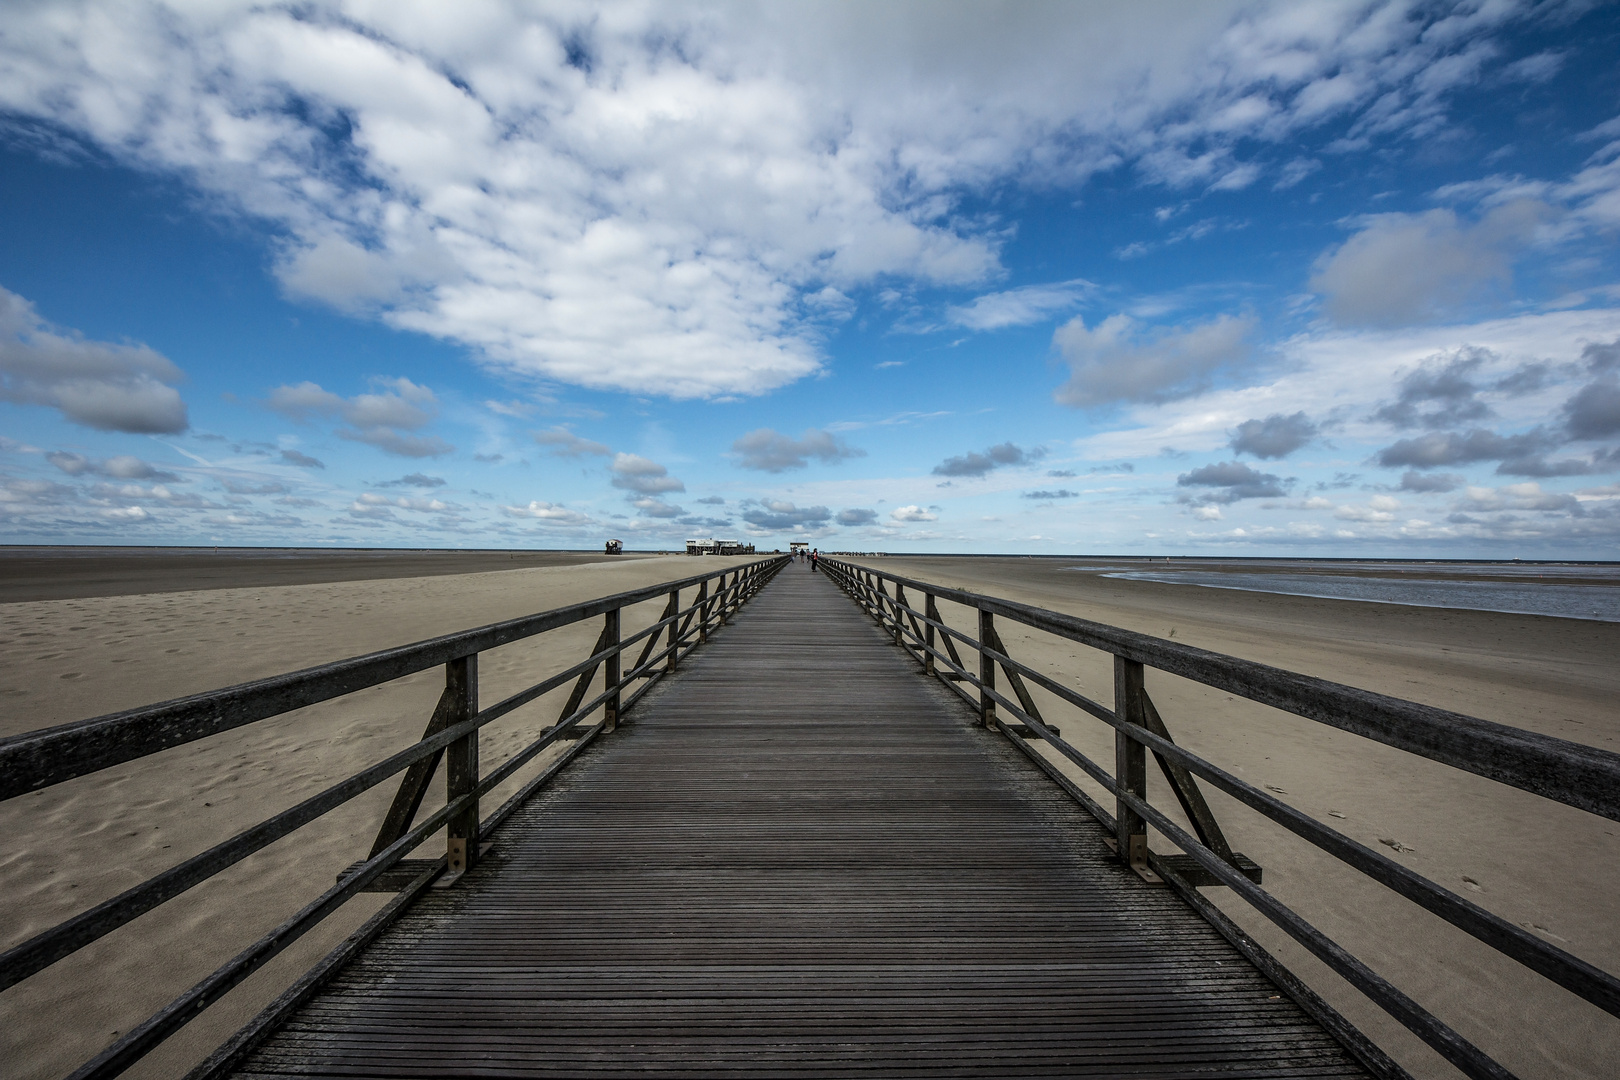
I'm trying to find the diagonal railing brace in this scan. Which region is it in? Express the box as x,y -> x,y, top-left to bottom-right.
367,674 -> 461,859
1141,689 -> 1238,865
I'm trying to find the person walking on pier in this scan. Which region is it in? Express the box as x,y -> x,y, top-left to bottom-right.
810,549 -> 819,573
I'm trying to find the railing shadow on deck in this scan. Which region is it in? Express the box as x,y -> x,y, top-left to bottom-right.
0,554 -> 789,1080
821,555 -> 1620,1080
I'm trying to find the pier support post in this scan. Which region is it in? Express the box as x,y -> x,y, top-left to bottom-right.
445,653 -> 479,876
603,608 -> 621,733
666,589 -> 681,673
924,593 -> 936,676
1114,656 -> 1149,872
978,609 -> 997,728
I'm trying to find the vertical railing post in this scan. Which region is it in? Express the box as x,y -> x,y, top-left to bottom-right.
603,607 -> 621,733
924,593 -> 936,676
1114,656 -> 1149,872
445,653 -> 479,876
696,580 -> 710,642
721,572 -> 735,624
665,588 -> 680,672
978,608 -> 996,728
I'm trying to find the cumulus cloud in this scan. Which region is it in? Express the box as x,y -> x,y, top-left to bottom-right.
46,451 -> 180,482
631,497 -> 685,519
1023,489 -> 1079,500
0,286 -> 187,433
1053,312 -> 1253,407
534,429 -> 612,457
1400,470 -> 1464,493
836,507 -> 878,525
1230,412 -> 1318,459
742,500 -> 831,530
1374,428 -> 1552,469
1177,461 -> 1289,503
353,491 -> 462,515
609,454 -> 685,495
1310,200 -> 1548,327
504,501 -> 594,526
0,3 -> 1548,399
1454,482 -> 1578,513
946,280 -> 1094,331
732,428 -> 864,472
280,448 -> 325,468
378,473 -> 446,488
932,442 -> 1044,478
1372,347 -> 1496,429
1564,376 -> 1620,440
268,377 -> 453,458
890,505 -> 938,522
1334,495 -> 1401,522
1583,338 -> 1620,374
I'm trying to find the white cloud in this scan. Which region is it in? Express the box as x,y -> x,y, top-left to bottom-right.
268,377 -> 453,458
891,504 -> 937,522
946,280 -> 1094,331
46,452 -> 180,482
534,428 -> 612,457
0,2 -> 1548,399
0,286 -> 187,433
609,453 -> 684,495
1310,199 -> 1550,326
504,501 -> 594,526
1054,312 -> 1254,408
1455,481 -> 1577,513
1073,308 -> 1620,463
733,428 -> 864,472
741,499 -> 831,531
1334,495 -> 1400,522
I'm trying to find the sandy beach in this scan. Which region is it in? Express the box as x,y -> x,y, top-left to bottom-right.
3,552 -> 1616,1079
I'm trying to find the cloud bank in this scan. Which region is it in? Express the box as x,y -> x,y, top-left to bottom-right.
0,1 -> 1559,401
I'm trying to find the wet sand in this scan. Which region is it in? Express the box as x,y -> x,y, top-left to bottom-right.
849,555 -> 1620,1080
2,552 -> 1615,1079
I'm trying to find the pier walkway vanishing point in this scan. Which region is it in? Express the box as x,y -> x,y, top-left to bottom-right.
232,566 -> 1361,1078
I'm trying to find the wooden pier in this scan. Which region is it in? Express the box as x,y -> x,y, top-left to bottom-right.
232,566 -> 1362,1077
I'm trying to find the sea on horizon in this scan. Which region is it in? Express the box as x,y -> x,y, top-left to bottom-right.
1079,562 -> 1620,623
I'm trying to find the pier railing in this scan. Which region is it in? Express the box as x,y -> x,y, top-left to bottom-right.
0,554 -> 788,1080
822,556 -> 1620,1080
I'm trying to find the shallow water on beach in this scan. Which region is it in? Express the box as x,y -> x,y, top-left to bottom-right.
1093,568 -> 1620,622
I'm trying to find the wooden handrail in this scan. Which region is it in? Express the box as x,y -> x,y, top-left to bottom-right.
821,558 -> 1620,821
0,556 -> 786,801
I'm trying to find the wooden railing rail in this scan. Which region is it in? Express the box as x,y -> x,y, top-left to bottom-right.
822,556 -> 1620,1080
0,555 -> 789,1080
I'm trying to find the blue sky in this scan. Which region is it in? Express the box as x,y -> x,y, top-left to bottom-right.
2,1 -> 1619,556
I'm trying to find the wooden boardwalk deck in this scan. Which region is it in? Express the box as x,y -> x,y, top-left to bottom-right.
236,565 -> 1365,1078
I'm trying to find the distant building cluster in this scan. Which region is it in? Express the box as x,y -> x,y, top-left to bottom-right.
686,538 -> 755,556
